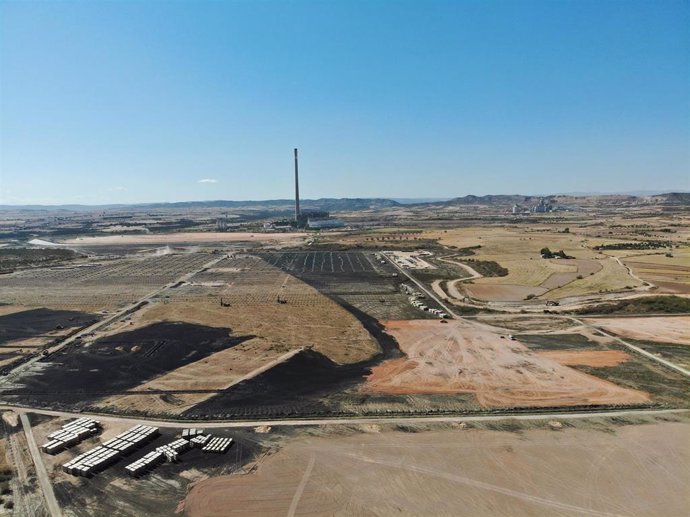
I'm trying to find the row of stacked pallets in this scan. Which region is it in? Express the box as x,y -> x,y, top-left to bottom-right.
62,425 -> 159,476
41,418 -> 101,455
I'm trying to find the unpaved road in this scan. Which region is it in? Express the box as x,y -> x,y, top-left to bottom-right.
2,405 -> 686,430
20,413 -> 61,517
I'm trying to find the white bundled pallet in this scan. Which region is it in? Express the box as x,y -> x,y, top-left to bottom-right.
202,437 -> 233,453
43,418 -> 101,455
125,451 -> 165,477
62,424 -> 160,477
190,434 -> 211,448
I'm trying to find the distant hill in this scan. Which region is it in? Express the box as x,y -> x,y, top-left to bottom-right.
1,193 -> 687,212
422,192 -> 690,208
0,198 -> 401,212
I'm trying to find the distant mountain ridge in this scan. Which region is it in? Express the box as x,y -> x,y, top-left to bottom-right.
1,192 -> 687,211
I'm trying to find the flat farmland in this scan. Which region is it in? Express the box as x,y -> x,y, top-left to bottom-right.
585,316 -> 690,345
182,420 -> 690,517
621,250 -> 690,294
421,227 -> 644,302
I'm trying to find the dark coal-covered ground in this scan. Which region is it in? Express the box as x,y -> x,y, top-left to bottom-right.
1,322 -> 252,406
0,308 -> 97,345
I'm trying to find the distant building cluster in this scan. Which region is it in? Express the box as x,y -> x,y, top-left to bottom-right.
511,197 -> 571,215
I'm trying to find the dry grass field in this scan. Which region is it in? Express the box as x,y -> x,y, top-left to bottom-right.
420,227 -> 644,302
585,316 -> 690,345
182,420 -> 690,517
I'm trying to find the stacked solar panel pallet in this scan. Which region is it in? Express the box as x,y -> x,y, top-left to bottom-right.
201,437 -> 233,453
62,425 -> 159,477
155,438 -> 191,462
124,450 -> 165,477
125,438 -> 192,476
41,418 -> 101,455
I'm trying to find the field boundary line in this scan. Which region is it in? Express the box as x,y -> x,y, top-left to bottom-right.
573,317 -> 690,378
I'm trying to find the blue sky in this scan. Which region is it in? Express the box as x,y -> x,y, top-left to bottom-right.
1,0 -> 688,204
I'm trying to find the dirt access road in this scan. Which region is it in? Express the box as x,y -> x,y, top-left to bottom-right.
20,413 -> 61,517
3,405 -> 685,431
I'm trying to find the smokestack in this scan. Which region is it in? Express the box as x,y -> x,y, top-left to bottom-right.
294,148 -> 300,223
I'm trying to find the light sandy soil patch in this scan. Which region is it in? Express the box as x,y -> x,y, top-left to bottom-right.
0,305 -> 29,316
182,422 -> 690,517
586,316 -> 690,345
537,350 -> 631,367
539,259 -> 603,290
464,284 -> 547,302
478,259 -> 576,287
63,232 -> 307,246
99,339 -> 297,414
474,316 -> 577,332
365,320 -> 648,407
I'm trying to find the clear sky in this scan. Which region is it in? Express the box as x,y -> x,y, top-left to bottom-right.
1,0 -> 688,205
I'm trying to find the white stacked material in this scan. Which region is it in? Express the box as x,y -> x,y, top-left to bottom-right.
201,437 -> 233,453
124,451 -> 164,477
190,434 -> 211,448
41,418 -> 101,454
61,425 -> 159,476
155,438 -> 191,462
181,428 -> 203,439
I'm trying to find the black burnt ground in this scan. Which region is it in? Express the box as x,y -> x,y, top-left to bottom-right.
1,322 -> 252,406
0,308 -> 97,345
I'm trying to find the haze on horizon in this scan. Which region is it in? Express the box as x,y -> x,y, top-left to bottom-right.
1,0 -> 688,205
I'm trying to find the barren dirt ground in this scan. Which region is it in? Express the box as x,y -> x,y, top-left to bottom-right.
364,320 -> 649,407
182,421 -> 690,517
536,350 -> 632,368
585,316 -> 690,345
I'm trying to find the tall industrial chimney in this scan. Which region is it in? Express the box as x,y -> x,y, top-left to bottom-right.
294,148 -> 300,223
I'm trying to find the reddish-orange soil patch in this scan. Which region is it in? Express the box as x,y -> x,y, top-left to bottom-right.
537,349 -> 631,368
365,319 -> 649,407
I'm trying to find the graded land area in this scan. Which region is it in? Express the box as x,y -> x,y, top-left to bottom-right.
182,415 -> 690,517
0,199 -> 689,516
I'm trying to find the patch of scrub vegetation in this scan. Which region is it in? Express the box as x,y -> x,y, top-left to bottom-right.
593,240 -> 673,250
571,296 -> 690,315
516,333 -> 604,351
573,353 -> 690,408
0,247 -> 82,273
444,245 -> 482,256
626,339 -> 690,370
461,259 -> 508,277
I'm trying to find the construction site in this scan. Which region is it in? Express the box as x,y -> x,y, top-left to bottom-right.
0,152 -> 688,516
